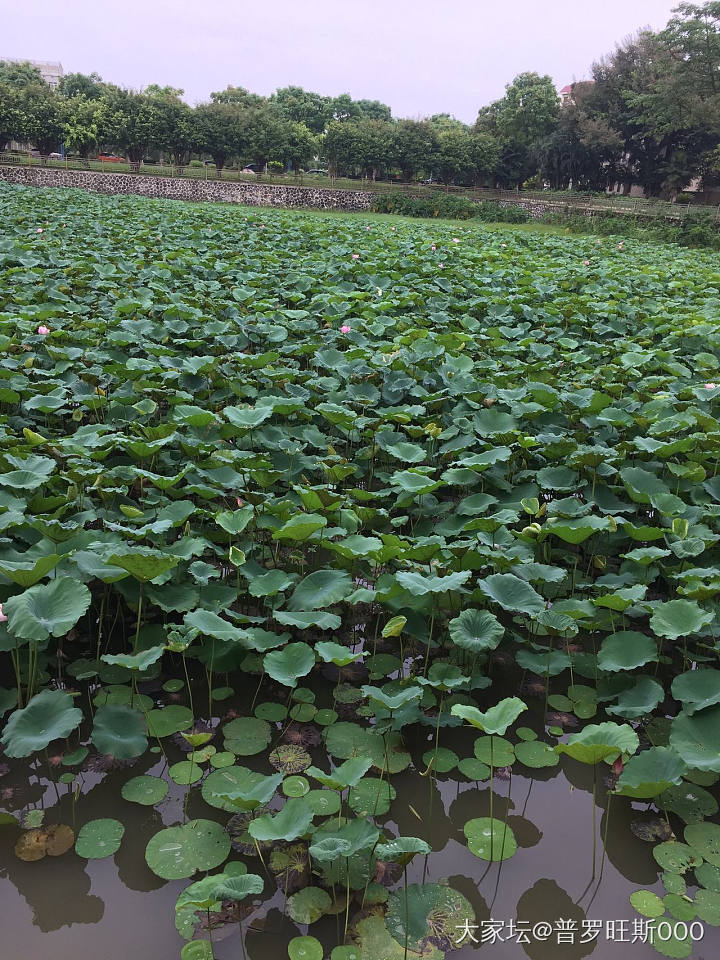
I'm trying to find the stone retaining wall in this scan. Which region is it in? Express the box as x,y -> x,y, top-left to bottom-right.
0,164 -> 375,211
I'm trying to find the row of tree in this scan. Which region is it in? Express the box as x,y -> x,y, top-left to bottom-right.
2,2 -> 720,195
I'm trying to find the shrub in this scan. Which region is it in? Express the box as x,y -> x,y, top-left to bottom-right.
541,209 -> 720,250
370,193 -> 530,223
267,161 -> 284,174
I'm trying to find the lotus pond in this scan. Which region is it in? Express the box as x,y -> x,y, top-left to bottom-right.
2,183 -> 720,960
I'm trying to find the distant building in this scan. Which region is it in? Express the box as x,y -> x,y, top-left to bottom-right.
1,58 -> 64,89
559,84 -> 574,105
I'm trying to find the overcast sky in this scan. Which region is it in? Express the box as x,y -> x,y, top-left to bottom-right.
4,0 -> 680,122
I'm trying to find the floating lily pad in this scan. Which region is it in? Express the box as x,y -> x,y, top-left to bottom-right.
653,842 -> 702,874
222,716 -> 272,756
348,778 -> 396,816
386,882 -> 475,952
287,886 -> 332,924
464,817 -> 517,861
685,822 -> 720,866
145,819 -> 230,879
75,819 -> 125,859
630,890 -> 665,918
122,775 -> 169,805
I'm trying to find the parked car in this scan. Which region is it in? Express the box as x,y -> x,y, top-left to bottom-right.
97,154 -> 125,163
305,169 -> 328,176
48,152 -> 63,159
241,167 -> 257,175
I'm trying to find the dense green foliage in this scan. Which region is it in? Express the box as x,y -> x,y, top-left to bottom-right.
372,192 -> 530,223
3,2 -> 720,193
2,184 -> 720,957
544,209 -> 720,250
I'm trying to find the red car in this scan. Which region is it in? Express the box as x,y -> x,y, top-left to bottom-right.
97,154 -> 126,163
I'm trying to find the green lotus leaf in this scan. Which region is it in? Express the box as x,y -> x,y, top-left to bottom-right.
464,818 -> 518,861
597,631 -> 657,672
615,747 -> 687,798
211,872 -> 263,901
554,722 -> 639,765
101,644 -> 165,672
272,513 -> 327,541
386,882 -> 474,952
288,937 -> 323,960
451,698 -> 527,736
121,775 -> 169,806
145,819 -> 230,879
670,706 -> 720,772
223,716 -> 272,755
650,599 -> 714,640
108,549 -> 179,582
629,890 -> 665,919
315,640 -> 364,667
347,777 -> 396,816
0,553 -> 63,587
1,689 -> 83,758
263,642 -> 315,687
287,569 -> 353,610
287,886 -> 332,924
306,756 -> 373,791
248,798 -> 314,843
145,705 -> 194,738
685,822 -> 720,866
448,608 -> 504,653
75,818 -> 125,859
274,610 -> 342,630
606,676 -> 665,720
395,570 -> 471,596
4,577 -> 92,641
672,669 -> 720,716
91,704 -> 148,759
477,573 -> 545,615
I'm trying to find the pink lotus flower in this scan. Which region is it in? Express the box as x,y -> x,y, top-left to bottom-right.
452,237 -> 460,243
584,260 -> 590,266
340,325 -> 351,334
365,225 -> 370,230
391,226 -> 395,231
618,243 -> 624,249
501,243 -> 507,248
352,253 -> 359,259
0,603 -> 6,623
36,228 -> 43,234
37,325 -> 50,335
705,383 -> 717,389
236,497 -> 244,507
438,263 -> 444,268
431,244 -> 436,251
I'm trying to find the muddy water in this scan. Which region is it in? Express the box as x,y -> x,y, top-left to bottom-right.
0,699 -> 717,960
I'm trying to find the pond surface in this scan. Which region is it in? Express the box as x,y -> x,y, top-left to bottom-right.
1,678 -> 716,960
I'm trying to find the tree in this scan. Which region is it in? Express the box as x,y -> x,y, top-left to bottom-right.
271,86 -> 331,134
285,121 -> 317,172
355,99 -> 393,121
476,73 -> 559,186
145,86 -> 193,163
192,101 -> 242,171
101,87 -> 157,163
210,86 -> 264,108
354,118 -> 396,179
62,95 -> 108,159
322,119 -> 362,176
0,61 -> 43,88
392,119 -> 438,180
433,127 -> 474,184
495,72 -> 559,146
241,104 -> 289,170
59,72 -> 104,100
18,84 -> 64,156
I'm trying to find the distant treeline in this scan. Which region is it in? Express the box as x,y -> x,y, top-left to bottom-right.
1,1 -> 719,196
